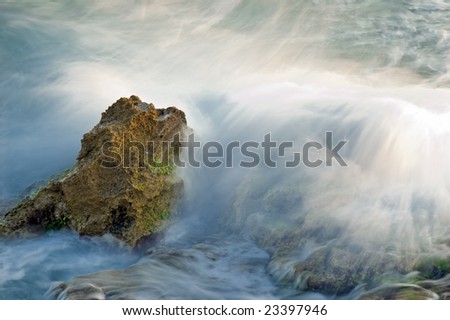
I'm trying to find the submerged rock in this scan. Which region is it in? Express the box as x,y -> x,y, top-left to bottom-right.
0,96 -> 187,246
52,282 -> 106,300
48,239 -> 280,300
228,170 -> 449,296
358,283 -> 439,300
417,274 -> 450,299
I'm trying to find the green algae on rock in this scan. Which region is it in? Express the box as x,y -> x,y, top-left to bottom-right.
358,283 -> 439,300
0,96 -> 187,246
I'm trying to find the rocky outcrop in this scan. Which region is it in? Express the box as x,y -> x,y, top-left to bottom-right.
0,96 -> 187,246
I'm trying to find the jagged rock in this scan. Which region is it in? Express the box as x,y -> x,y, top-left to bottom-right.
0,96 -> 187,246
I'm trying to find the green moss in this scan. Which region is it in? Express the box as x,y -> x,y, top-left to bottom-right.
132,179 -> 148,192
416,256 -> 450,279
44,216 -> 69,231
147,158 -> 175,175
138,208 -> 171,235
403,291 -> 426,300
155,210 -> 170,220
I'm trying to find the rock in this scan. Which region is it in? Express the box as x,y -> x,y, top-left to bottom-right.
0,96 -> 187,246
228,171 -> 421,295
48,241 -> 270,300
358,284 -> 439,300
441,292 -> 450,300
414,255 -> 450,280
0,221 -> 11,234
294,247 -> 414,294
417,274 -> 450,297
51,282 -> 106,300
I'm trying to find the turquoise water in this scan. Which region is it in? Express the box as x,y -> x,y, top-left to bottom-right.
1,0 -> 450,299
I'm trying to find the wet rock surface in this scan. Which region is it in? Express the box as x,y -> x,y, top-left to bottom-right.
229,170 -> 450,297
48,238 -> 286,300
0,96 -> 187,246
